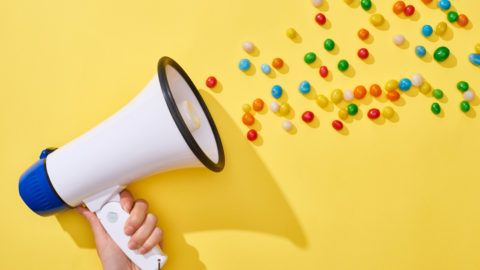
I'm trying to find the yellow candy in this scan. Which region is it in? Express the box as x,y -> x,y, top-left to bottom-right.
279,102 -> 290,115
383,106 -> 395,119
286,28 -> 297,39
331,89 -> 344,104
475,43 -> 480,54
338,108 -> 349,120
316,94 -> 329,107
344,0 -> 353,3
436,22 -> 447,35
242,104 -> 251,112
420,81 -> 431,94
370,14 -> 384,26
385,80 -> 399,91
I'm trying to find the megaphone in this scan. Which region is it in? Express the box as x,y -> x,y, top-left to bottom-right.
18,57 -> 225,270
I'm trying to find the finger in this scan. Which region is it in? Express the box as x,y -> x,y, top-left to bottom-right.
128,213 -> 157,250
76,206 -> 106,239
120,189 -> 134,212
124,199 -> 149,236
138,227 -> 163,254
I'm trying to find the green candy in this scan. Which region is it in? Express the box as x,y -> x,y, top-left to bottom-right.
304,52 -> 317,64
460,101 -> 470,112
347,104 -> 358,115
434,46 -> 450,62
338,59 -> 349,71
447,11 -> 458,23
431,102 -> 441,115
432,89 -> 444,99
324,39 -> 335,51
361,0 -> 372,11
457,81 -> 469,92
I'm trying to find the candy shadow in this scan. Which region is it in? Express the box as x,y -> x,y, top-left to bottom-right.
337,125 -> 350,136
465,108 -> 476,118
375,19 -> 390,31
386,111 -> 400,123
363,33 -> 374,44
391,96 -> 406,107
403,87 -> 419,98
284,105 -> 296,120
305,116 -> 320,128
419,52 -> 433,63
307,58 -> 322,69
371,116 -> 386,125
328,44 -> 339,55
203,81 -> 223,94
320,100 -> 334,112
341,65 -> 356,78
398,39 -> 410,50
321,20 -> 332,30
434,109 -> 445,118
277,90 -> 289,104
439,26 -> 454,41
409,11 -> 421,22
251,119 -> 262,132
265,69 -> 277,79
285,122 -> 298,135
247,47 -> 260,57
365,2 -> 377,14
277,62 -> 290,74
358,93 -> 373,106
439,53 -> 457,68
292,33 -> 303,44
438,95 -> 449,104
363,53 -> 375,65
303,86 -> 318,101
426,33 -> 439,42
316,0 -> 330,12
243,64 -> 256,76
251,133 -> 264,147
348,0 -> 360,8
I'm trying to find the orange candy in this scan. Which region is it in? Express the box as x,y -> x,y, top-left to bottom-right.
252,98 -> 264,112
457,14 -> 469,27
421,0 -> 433,3
386,90 -> 400,102
369,84 -> 382,97
242,112 -> 255,126
272,58 -> 284,69
358,28 -> 369,40
354,85 -> 367,99
393,1 -> 406,14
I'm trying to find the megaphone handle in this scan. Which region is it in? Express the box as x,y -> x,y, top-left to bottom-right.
96,200 -> 168,270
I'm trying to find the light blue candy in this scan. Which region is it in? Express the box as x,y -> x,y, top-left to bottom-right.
299,81 -> 311,94
415,46 -> 426,58
238,59 -> 251,71
469,53 -> 480,66
261,64 -> 271,74
271,85 -> 283,99
438,0 -> 451,10
399,78 -> 412,91
422,25 -> 433,37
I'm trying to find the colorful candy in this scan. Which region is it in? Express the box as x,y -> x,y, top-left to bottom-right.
304,52 -> 317,64
271,85 -> 283,99
420,81 -> 432,94
332,120 -> 344,131
469,53 -> 480,66
422,25 -> 433,37
272,58 -> 284,69
476,44 -> 480,54
238,59 -> 251,71
338,108 -> 349,120
432,89 -> 444,99
354,85 -> 367,99
367,108 -> 381,119
383,106 -> 395,118
312,0 -> 323,7
438,0 -> 451,10
447,11 -> 458,23
242,41 -> 255,53
460,101 -> 470,112
282,120 -> 293,131
206,76 -> 217,88
464,90 -> 475,102
398,78 -> 412,91
316,94 -> 329,107
242,112 -> 255,125
358,48 -> 369,59
347,104 -> 358,115
404,5 -> 415,16
338,60 -> 349,71
436,22 -> 447,35
358,28 -> 370,40
302,111 -> 315,123
411,74 -> 424,87
242,104 -> 251,112
299,81 -> 311,94
361,0 -> 372,10
387,90 -> 400,101
286,28 -> 297,39
247,129 -> 258,141
385,80 -> 399,91
270,101 -> 279,112
393,1 -> 406,14
457,14 -> 469,27
319,66 -> 329,78
315,13 -> 327,25
422,0 -> 433,4
431,103 -> 441,115
261,64 -> 271,74
344,89 -> 354,102
434,47 -> 450,62
279,103 -> 290,115
331,89 -> 344,103
393,34 -> 405,45
370,84 -> 382,97
324,39 -> 335,51
457,81 -> 469,92
252,98 -> 264,111
370,14 -> 385,26
415,46 -> 427,57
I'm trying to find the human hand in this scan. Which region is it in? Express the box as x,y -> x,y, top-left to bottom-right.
77,189 -> 163,270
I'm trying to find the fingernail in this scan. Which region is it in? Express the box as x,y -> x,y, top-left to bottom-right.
125,226 -> 135,235
138,247 -> 147,254
128,240 -> 138,250
122,202 -> 132,212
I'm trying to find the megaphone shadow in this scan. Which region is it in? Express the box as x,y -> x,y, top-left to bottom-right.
55,90 -> 307,269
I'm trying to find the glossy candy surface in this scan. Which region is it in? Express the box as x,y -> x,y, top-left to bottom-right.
304,52 -> 317,64
370,14 -> 384,26
383,106 -> 395,118
420,81 -> 432,94
272,58 -> 284,69
315,13 -> 327,25
242,112 -> 255,125
411,74 -> 424,87
252,98 -> 264,111
338,60 -> 349,71
302,111 -> 315,123
247,129 -> 258,141
415,46 -> 427,57
385,80 -> 399,91
332,120 -> 343,131
242,41 -> 255,53
261,64 -> 271,74
387,90 -> 400,101
457,81 -> 469,92
206,76 -> 217,88
457,14 -> 469,27
338,108 -> 349,120
242,104 -> 251,112
344,90 -> 354,102
422,25 -> 433,37
436,22 -> 447,35
324,39 -> 335,51
361,0 -> 372,10
238,59 -> 251,71
331,89 -> 344,103
271,85 -> 283,99
398,78 -> 412,91
393,35 -> 405,45
463,90 -> 475,102
431,103 -> 441,114
347,104 -> 358,115
279,103 -> 290,115
469,54 -> 480,66
286,28 -> 297,39
319,66 -> 329,78
432,89 -> 444,99
358,48 -> 369,59
312,0 -> 323,7
434,47 -> 450,62
393,1 -> 406,14
270,101 -> 279,112
438,0 -> 451,10
460,101 -> 470,112
358,28 -> 370,40
370,84 -> 382,97
316,95 -> 329,107
354,85 -> 367,99
367,108 -> 381,119
299,81 -> 311,94
404,5 -> 415,16
282,120 -> 293,131
447,11 -> 458,23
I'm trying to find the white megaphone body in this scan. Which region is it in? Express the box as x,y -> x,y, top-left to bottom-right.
18,57 -> 225,270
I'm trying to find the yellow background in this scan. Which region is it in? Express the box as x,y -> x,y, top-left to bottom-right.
1,0 -> 480,269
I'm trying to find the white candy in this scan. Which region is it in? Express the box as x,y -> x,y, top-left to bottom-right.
270,101 -> 280,112
393,34 -> 405,45
311,0 -> 323,7
283,120 -> 293,131
411,74 -> 424,87
242,41 -> 255,53
343,89 -> 354,102
464,90 -> 475,102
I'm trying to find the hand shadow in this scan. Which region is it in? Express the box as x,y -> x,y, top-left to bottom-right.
55,90 -> 307,270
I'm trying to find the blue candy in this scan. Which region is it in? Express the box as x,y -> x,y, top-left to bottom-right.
299,81 -> 311,94
438,0 -> 451,10
469,53 -> 480,66
238,59 -> 251,71
415,46 -> 427,58
399,78 -> 412,91
271,85 -> 283,99
422,25 -> 433,37
261,64 -> 271,74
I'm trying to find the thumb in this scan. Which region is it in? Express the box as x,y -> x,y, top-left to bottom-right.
76,206 -> 107,240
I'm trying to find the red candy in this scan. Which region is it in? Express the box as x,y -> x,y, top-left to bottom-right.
315,13 -> 326,25
367,108 -> 381,119
404,5 -> 415,16
302,111 -> 314,123
247,129 -> 258,141
319,66 -> 329,78
357,48 -> 369,59
206,76 -> 217,88
332,120 -> 343,131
